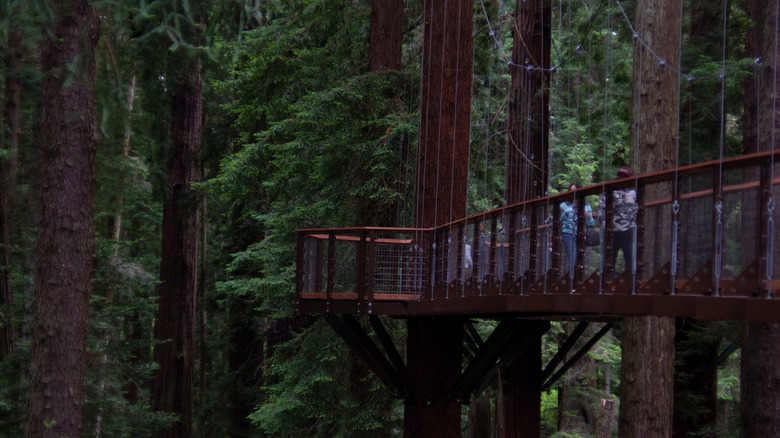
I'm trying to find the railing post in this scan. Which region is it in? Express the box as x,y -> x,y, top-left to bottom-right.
367,229 -> 376,313
488,215 -> 499,294
759,158 -> 775,298
424,230 -> 434,301
472,219 -> 483,296
633,180 -> 645,294
575,190 -> 585,288
712,170 -> 724,297
603,186 -> 615,282
670,179 -> 681,295
551,199 -> 562,287
508,210 -> 518,288
295,231 -> 304,310
456,222 -> 465,296
529,208 -> 539,290
357,230 -> 366,310
327,231 -> 336,312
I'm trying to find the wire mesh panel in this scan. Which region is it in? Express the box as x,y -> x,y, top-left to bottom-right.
720,167 -> 761,280
301,235 -> 325,294
678,174 -> 715,280
372,231 -> 427,298
511,210 -> 530,287
641,180 -> 673,283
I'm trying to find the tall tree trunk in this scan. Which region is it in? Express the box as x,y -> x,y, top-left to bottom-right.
619,316 -> 675,437
0,0 -> 23,361
497,323 -> 546,438
369,0 -> 402,72
673,320 -> 719,437
152,47 -> 203,438
619,1 -> 680,436
507,0 -> 550,204
500,1 -> 550,436
413,0 -> 472,229
25,1 -> 99,436
741,1 -> 780,436
404,317 -> 464,437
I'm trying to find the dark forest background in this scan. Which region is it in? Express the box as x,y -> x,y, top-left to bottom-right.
0,0 -> 772,436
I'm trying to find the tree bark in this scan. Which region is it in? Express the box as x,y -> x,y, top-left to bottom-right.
617,1 -> 681,436
404,317 -> 463,437
673,320 -> 718,438
0,0 -> 23,361
369,0 -> 402,72
507,0 -> 550,204
618,316 -> 675,437
413,0 -> 472,228
152,47 -> 203,438
25,1 -> 99,436
497,323 -> 546,438
741,1 -> 780,436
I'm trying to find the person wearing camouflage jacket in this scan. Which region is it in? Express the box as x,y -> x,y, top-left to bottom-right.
610,167 -> 637,273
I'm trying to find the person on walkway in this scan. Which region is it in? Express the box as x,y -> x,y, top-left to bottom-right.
560,183 -> 594,278
609,167 -> 638,274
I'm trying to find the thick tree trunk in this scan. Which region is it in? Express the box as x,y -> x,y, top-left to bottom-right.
413,0 -> 472,228
500,2 -> 551,436
673,320 -> 718,437
497,324 -> 546,438
369,0 -> 402,72
404,317 -> 463,437
0,0 -> 23,361
618,316 -> 675,437
741,1 -> 780,436
25,1 -> 99,436
618,1 -> 681,436
507,0 -> 550,204
742,323 -> 780,436
153,53 -> 202,438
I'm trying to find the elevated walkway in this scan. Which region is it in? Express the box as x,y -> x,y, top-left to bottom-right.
297,151 -> 780,322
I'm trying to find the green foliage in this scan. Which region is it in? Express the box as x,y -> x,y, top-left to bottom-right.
249,319 -> 401,437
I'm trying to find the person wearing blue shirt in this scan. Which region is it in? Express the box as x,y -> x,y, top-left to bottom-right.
560,183 -> 594,278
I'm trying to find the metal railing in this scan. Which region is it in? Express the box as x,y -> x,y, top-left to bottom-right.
297,151 -> 780,313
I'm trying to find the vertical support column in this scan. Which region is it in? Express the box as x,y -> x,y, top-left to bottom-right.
404,317 -> 464,436
497,321 -> 547,438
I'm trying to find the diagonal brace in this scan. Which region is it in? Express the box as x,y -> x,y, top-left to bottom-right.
542,323 -> 613,391
325,314 -> 409,399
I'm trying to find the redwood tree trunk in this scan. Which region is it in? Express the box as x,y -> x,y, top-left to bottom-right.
741,1 -> 780,436
618,316 -> 675,437
413,0 -> 472,228
507,0 -> 550,204
618,1 -> 680,436
369,0 -> 402,72
153,53 -> 203,438
25,1 -> 99,436
0,0 -> 23,361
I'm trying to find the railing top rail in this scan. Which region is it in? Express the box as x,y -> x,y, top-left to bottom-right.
297,226 -> 434,234
297,150 -> 779,236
